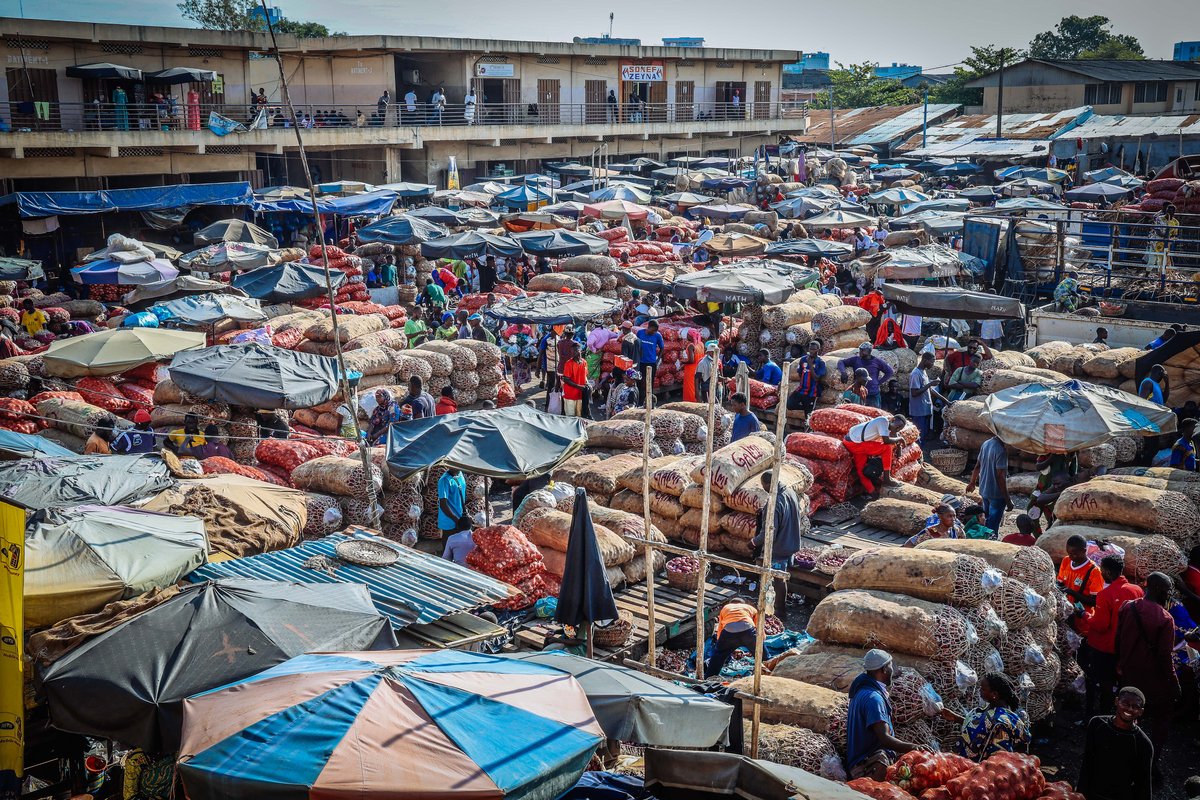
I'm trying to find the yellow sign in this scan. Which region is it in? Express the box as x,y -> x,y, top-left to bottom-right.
0,500 -> 24,779
447,155 -> 460,191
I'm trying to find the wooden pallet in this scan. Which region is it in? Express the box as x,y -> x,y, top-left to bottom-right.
513,577 -> 738,661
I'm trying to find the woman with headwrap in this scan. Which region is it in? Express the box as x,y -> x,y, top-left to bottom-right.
680,328 -> 704,403
367,389 -> 400,445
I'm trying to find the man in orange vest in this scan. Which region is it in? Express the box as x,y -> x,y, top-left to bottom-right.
704,597 -> 760,677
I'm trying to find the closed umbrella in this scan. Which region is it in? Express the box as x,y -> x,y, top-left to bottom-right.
386,405 -> 588,480
513,229 -> 608,256
146,67 -> 216,84
71,257 -> 179,285
25,504 -> 208,629
168,343 -> 341,410
555,488 -> 619,657
0,256 -> 44,281
504,651 -> 732,746
357,215 -> 449,245
41,579 -> 397,753
403,206 -> 466,226
194,219 -> 279,248
232,261 -> 346,303
44,327 -> 206,377
982,379 -> 1176,455
153,293 -> 266,326
180,242 -> 279,272
705,232 -> 769,256
176,650 -> 602,800
420,231 -> 523,260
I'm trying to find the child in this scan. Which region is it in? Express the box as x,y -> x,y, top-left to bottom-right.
959,504 -> 994,540
840,367 -> 870,405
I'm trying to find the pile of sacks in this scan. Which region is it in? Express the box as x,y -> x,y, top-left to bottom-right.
296,245 -> 370,308
1025,340 -> 1141,392
737,290 -> 852,363
287,452 -> 383,528
785,404 -> 922,511
466,524 -> 560,610
1127,177 -> 1200,214
597,317 -> 711,390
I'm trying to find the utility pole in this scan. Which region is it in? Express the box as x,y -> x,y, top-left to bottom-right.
995,52 -> 1005,138
829,87 -> 835,151
922,86 -> 929,148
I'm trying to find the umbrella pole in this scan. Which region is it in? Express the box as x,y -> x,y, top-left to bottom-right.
641,365 -> 658,665
749,362 -> 790,759
693,350 -> 721,680
485,476 -> 491,526
258,2 -> 380,529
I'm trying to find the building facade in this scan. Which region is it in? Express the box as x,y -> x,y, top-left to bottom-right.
1175,41 -> 1200,62
967,59 -> 1200,115
0,18 -> 802,192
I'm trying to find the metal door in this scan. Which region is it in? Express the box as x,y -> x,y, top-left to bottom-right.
753,80 -> 772,120
585,79 -> 606,123
675,80 -> 694,122
537,78 -> 560,124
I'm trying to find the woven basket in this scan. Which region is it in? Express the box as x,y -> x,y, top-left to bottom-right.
592,610 -> 634,648
666,560 -> 701,591
929,447 -> 968,476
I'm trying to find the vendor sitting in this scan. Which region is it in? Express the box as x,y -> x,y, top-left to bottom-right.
905,502 -> 964,547
843,414 -> 907,497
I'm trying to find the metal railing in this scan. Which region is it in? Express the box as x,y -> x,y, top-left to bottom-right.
0,100 -> 794,135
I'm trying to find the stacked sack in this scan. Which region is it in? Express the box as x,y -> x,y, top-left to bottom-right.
298,313 -> 389,358
611,407 -> 693,457
785,404 -> 922,512
558,254 -> 621,298
466,524 -> 560,610
447,339 -> 506,405
819,347 -> 917,408
1024,340 -> 1141,391
585,418 -> 660,458
289,454 -> 383,528
297,245 -> 370,308
659,400 -> 732,453
408,344 -> 456,399
518,506 -> 635,589
256,437 -> 356,537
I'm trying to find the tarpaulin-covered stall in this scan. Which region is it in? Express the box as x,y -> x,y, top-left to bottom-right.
0,182 -> 254,218
40,579 -> 396,752
882,282 -> 1024,320
668,262 -> 815,304
705,232 -> 769,256
512,229 -> 608,256
231,261 -> 346,303
386,405 -> 588,480
644,749 -> 866,800
402,206 -> 466,226
169,343 -> 340,409
420,231 -> 523,260
356,215 -> 449,245
194,219 -> 278,248
153,293 -> 267,326
484,293 -> 622,326
180,242 -> 279,272
25,504 -> 208,629
855,244 -> 968,282
0,454 -> 172,509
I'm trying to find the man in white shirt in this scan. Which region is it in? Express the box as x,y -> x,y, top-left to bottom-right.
901,314 -> 922,350
842,414 -> 907,496
404,89 -> 418,124
979,318 -> 1005,349
908,351 -> 944,447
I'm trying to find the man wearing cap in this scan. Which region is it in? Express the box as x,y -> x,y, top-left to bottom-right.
786,339 -> 826,419
694,341 -> 723,403
847,649 -> 925,780
111,410 -> 159,454
837,342 -> 894,408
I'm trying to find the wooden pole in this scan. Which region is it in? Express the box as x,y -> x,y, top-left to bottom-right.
622,535 -> 789,579
693,352 -> 722,680
641,364 -> 658,665
749,362 -> 791,758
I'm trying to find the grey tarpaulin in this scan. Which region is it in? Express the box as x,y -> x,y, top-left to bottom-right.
39,579 -> 396,753
669,263 -> 817,304
123,275 -> 248,311
154,293 -> 266,326
881,283 -> 1025,320
644,749 -> 867,800
506,651 -> 732,747
420,230 -> 523,260
0,454 -> 172,509
0,429 -> 74,459
512,230 -> 610,256
385,405 -> 588,480
231,261 -> 347,303
169,343 -> 340,410
484,293 -> 623,326
0,256 -> 45,281
355,215 -> 448,245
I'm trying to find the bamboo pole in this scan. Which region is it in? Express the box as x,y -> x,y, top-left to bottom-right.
621,658 -> 769,704
749,362 -> 791,758
692,352 -> 722,680
622,536 -> 789,579
641,364 -> 658,665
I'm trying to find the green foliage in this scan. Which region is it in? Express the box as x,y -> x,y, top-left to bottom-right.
930,46 -> 1025,106
176,0 -> 344,36
1029,15 -> 1144,60
809,62 -> 919,109
274,19 -> 346,38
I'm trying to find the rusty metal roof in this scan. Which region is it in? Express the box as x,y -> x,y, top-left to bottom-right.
795,103 -> 960,147
894,107 -> 1091,153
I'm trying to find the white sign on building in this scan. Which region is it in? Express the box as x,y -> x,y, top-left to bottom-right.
476,63 -> 515,78
620,64 -> 664,82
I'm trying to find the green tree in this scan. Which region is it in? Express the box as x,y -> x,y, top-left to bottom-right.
177,0 -> 256,30
1029,15 -> 1144,60
930,45 -> 1025,106
809,62 -> 919,109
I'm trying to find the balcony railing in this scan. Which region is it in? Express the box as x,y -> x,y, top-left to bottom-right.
0,100 -> 796,135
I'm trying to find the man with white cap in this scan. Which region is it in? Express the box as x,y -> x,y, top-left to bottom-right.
846,648 -> 926,780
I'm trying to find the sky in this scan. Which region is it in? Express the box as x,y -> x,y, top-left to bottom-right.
1,0 -> 1195,68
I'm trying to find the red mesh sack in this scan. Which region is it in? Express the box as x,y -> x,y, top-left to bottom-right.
30,390 -> 83,406
836,402 -> 888,419
886,750 -> 974,796
76,377 -> 133,413
0,398 -> 35,422
1036,782 -> 1084,800
122,362 -> 160,385
496,380 -> 516,408
845,779 -> 911,800
200,456 -> 273,483
0,419 -> 37,434
468,524 -> 543,574
785,432 -> 846,462
256,438 -> 324,474
808,407 -> 870,438
116,382 -> 154,412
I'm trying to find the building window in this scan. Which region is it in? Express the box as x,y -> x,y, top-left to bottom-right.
1133,81 -> 1168,104
1084,83 -> 1122,105
1195,82 -> 1200,101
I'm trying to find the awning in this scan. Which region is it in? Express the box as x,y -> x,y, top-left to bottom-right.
765,238 -> 853,259
252,189 -> 399,216
356,215 -> 448,245
668,262 -> 816,304
1,182 -> 253,218
146,67 -> 217,84
169,343 -> 341,410
231,261 -> 345,303
881,282 -> 1025,320
65,62 -> 142,81
485,294 -> 623,326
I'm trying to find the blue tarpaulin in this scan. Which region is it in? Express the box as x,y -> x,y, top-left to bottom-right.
0,182 -> 253,218
252,189 -> 399,216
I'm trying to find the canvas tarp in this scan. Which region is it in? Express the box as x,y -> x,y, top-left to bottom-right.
0,429 -> 75,459
168,343 -> 340,410
386,405 -> 588,480
140,473 -> 307,557
512,230 -> 608,256
882,282 -> 1024,320
0,256 -> 45,281
154,293 -> 266,326
668,264 -> 806,304
0,454 -> 173,509
25,504 -> 208,629
39,579 -> 395,752
231,261 -> 346,303
856,245 -> 966,282
485,294 -> 622,326
123,276 -> 248,310
0,182 -> 253,218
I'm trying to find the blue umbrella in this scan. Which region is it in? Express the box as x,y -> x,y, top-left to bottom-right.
356,215 -> 448,245
958,186 -> 998,201
403,206 -> 466,226
420,231 -> 523,260
513,230 -> 609,256
937,162 -> 982,176
72,258 -> 178,286
587,184 -> 652,203
232,261 -> 346,303
496,184 -> 553,208
555,488 -> 619,654
899,197 -> 971,215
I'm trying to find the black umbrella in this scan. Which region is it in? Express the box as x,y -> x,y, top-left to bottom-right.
146,67 -> 217,85
513,229 -> 609,256
764,239 -> 853,259
356,215 -> 448,245
65,62 -> 143,81
168,343 -> 341,410
555,488 -> 619,656
0,256 -> 45,282
403,206 -> 466,226
420,230 -> 523,260
484,293 -> 623,326
232,261 -> 346,303
881,283 -> 1025,320
39,579 -> 397,752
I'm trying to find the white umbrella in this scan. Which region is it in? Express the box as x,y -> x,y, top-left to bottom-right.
802,210 -> 877,230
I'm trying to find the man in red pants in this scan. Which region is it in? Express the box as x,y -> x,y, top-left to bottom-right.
843,414 -> 907,496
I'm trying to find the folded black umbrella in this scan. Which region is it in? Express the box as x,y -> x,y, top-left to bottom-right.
554,488 -> 619,629
146,67 -> 217,85
232,261 -> 346,303
168,343 -> 341,410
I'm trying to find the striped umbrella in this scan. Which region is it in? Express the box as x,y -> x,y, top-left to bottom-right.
178,650 -> 603,800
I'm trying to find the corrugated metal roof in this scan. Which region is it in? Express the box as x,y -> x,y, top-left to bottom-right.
903,139 -> 1053,159
895,108 -> 1090,153
797,103 -> 961,146
189,528 -> 517,629
1067,112 -> 1200,139
967,58 -> 1200,86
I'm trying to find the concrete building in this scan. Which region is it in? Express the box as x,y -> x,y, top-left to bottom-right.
874,63 -> 921,81
967,59 -> 1200,115
0,18 -> 802,193
783,52 -> 830,74
1175,41 -> 1200,62
662,38 -> 704,48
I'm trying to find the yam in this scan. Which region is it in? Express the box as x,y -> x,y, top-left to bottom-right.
858,498 -> 932,537
915,538 -> 1057,596
559,254 -> 616,274
751,723 -> 843,781
1126,534 -> 1187,581
992,577 -> 1049,629
833,547 -> 999,606
807,589 -> 977,659
727,676 -> 848,736
917,463 -> 978,501
1054,481 -> 1199,545
980,351 -> 1035,372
